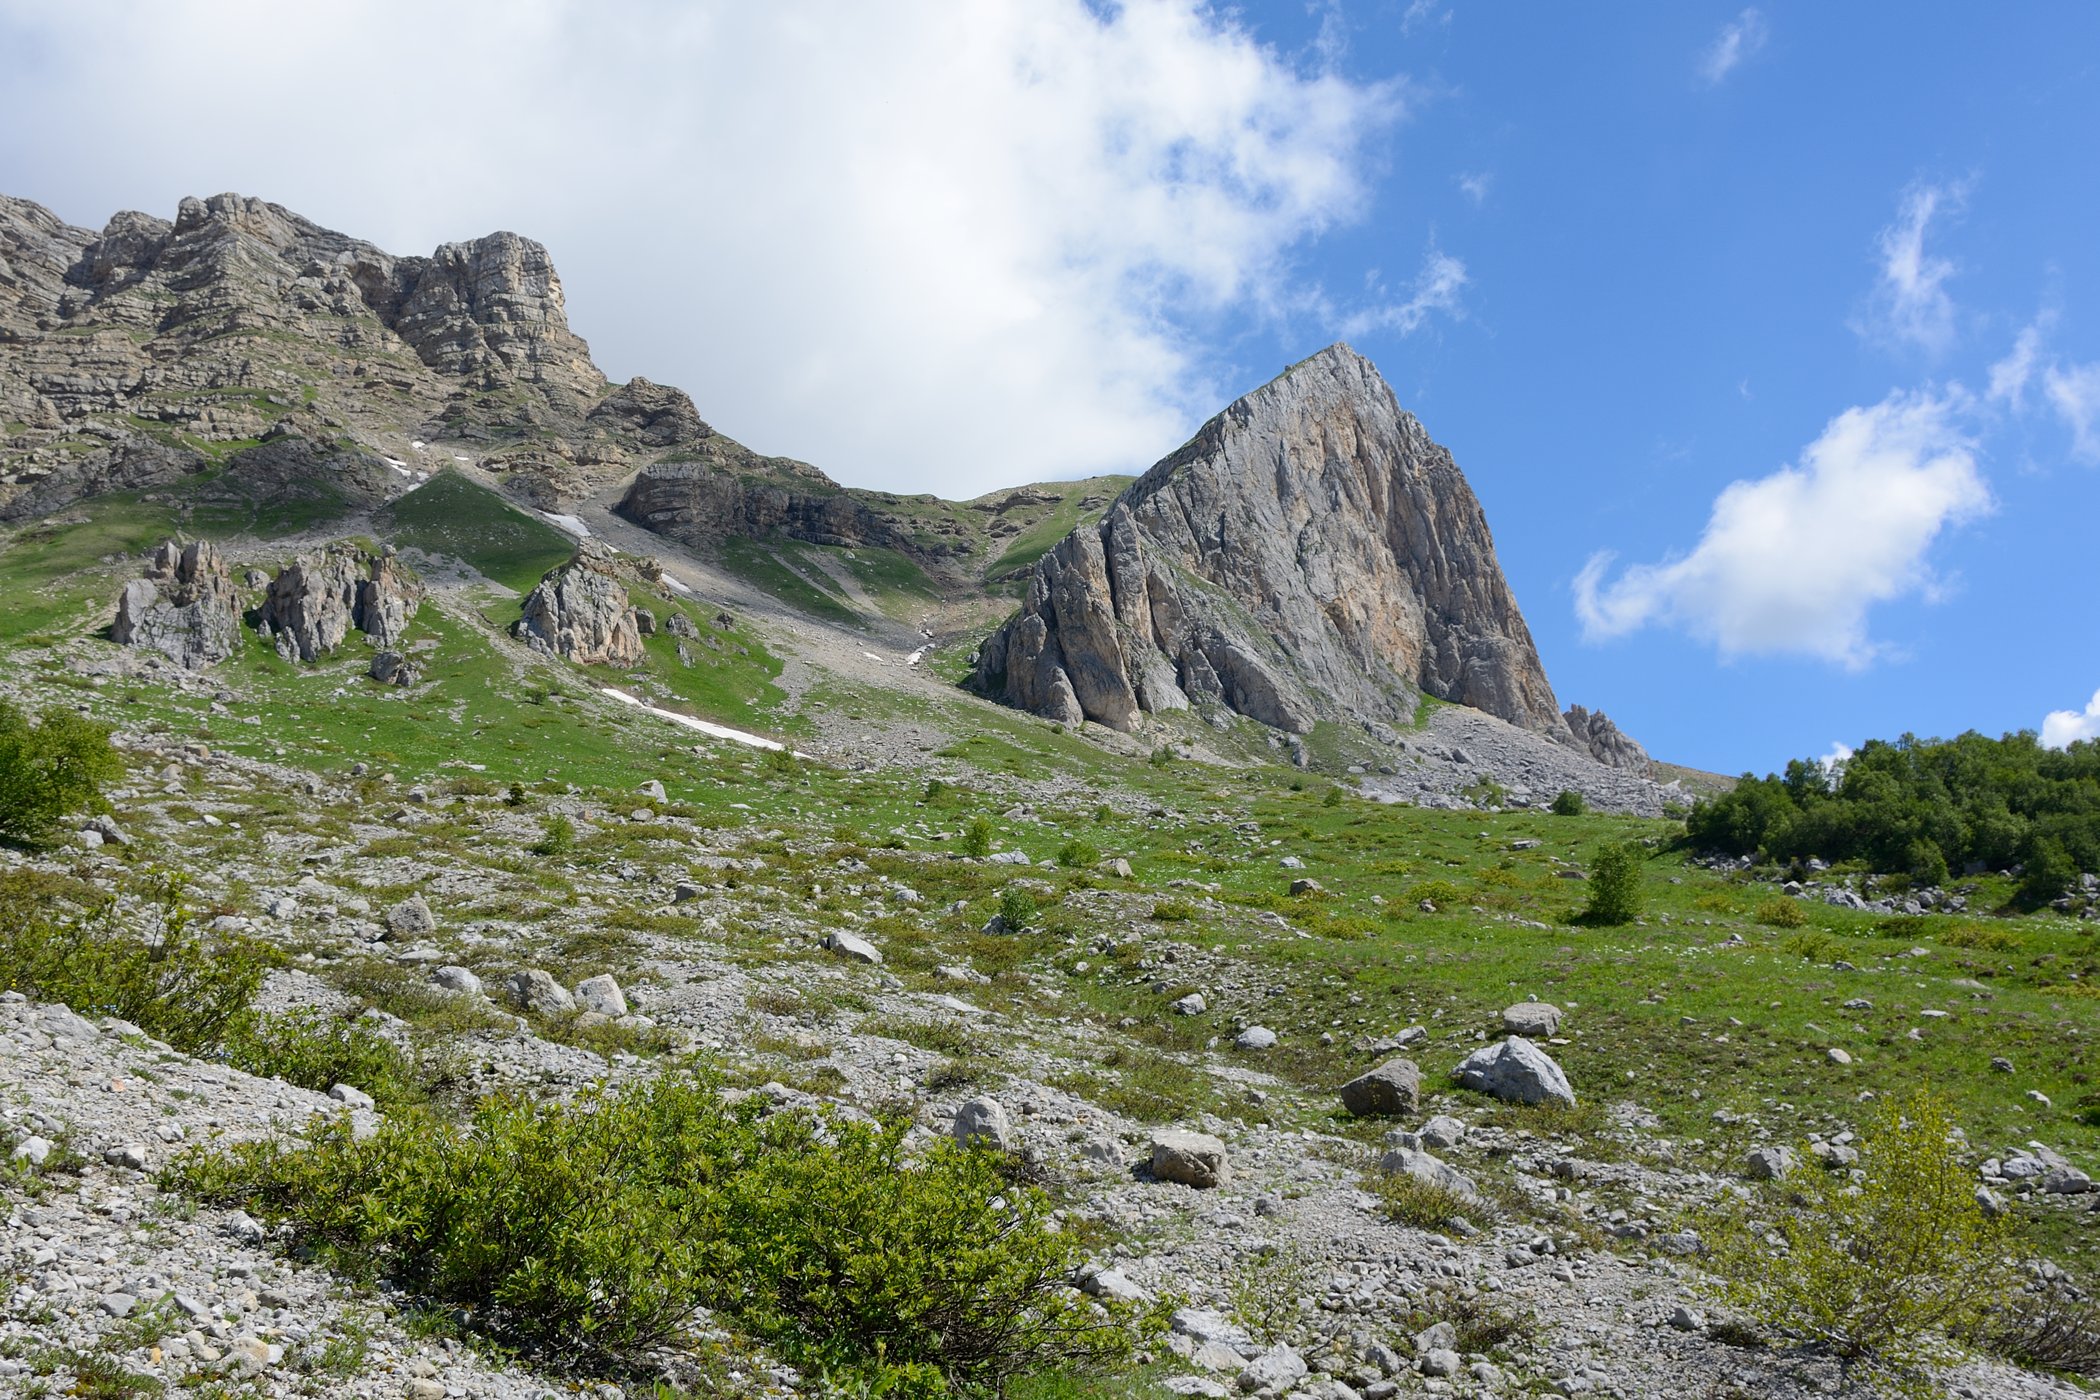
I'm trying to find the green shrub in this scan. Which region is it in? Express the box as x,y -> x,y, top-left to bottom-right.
1579,843 -> 1644,925
1550,789 -> 1586,817
0,873 -> 271,1054
1365,1167 -> 1480,1235
531,813 -> 575,856
961,816 -> 994,859
1148,747 -> 1174,769
1150,899 -> 1196,923
1704,1091 -> 2011,1394
169,1076 -> 1148,1389
1755,897 -> 1808,928
0,699 -> 123,845
2018,836 -> 2077,908
1055,839 -> 1100,869
224,1008 -> 429,1111
1227,1244 -> 1306,1347
997,886 -> 1038,931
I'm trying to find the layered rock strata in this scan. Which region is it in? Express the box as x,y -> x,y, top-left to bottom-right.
972,345 -> 1565,738
512,540 -> 644,666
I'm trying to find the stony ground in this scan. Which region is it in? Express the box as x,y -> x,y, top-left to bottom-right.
4,719 -> 2094,1399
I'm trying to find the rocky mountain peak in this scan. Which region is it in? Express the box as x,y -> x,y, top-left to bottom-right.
973,343 -> 1569,740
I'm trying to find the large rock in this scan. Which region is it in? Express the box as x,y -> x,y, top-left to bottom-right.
511,540 -> 643,666
1500,1001 -> 1562,1038
1338,1057 -> 1421,1117
1151,1130 -> 1231,1188
1379,1145 -> 1479,1201
110,539 -> 242,668
505,969 -> 575,1016
971,345 -> 1567,739
258,544 -> 420,661
1453,1036 -> 1575,1107
951,1096 -> 1015,1151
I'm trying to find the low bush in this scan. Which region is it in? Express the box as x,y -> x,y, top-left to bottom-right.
1754,897 -> 1808,928
1550,789 -> 1586,817
0,873 -> 271,1054
1150,899 -> 1196,923
224,1008 -> 431,1111
1055,839 -> 1100,869
1975,1285 -> 2100,1378
531,814 -> 575,856
962,816 -> 994,858
168,1075 -> 1151,1390
1365,1168 -> 1480,1235
0,699 -> 123,846
998,885 -> 1038,930
1703,1091 -> 2011,1395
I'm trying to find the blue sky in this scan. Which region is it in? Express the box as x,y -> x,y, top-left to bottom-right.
3,2 -> 2096,776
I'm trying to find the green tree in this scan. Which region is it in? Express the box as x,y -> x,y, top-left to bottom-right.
1550,789 -> 1586,816
2017,835 -> 2077,908
0,700 -> 123,845
1580,842 -> 1644,925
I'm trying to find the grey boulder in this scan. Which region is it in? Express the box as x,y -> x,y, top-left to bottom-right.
1337,1057 -> 1421,1117
1452,1036 -> 1575,1107
1151,1130 -> 1231,1188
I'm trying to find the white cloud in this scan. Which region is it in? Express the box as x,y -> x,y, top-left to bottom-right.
1400,0 -> 1451,38
1854,182 -> 1966,354
1574,390 -> 1991,668
2043,690 -> 2100,749
2043,360 -> 2100,462
1336,246 -> 1467,338
1818,741 -> 1854,777
0,0 -> 1411,498
1456,172 -> 1492,206
1987,317 -> 2051,409
1699,9 -> 1769,85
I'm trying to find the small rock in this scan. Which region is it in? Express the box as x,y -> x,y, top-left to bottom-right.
11,1135 -> 53,1166
1500,1001 -> 1562,1037
826,930 -> 883,964
506,969 -> 576,1015
1453,1037 -> 1575,1106
386,896 -> 436,938
574,973 -> 628,1016
952,1096 -> 1015,1150
329,1084 -> 376,1112
1237,1344 -> 1306,1394
430,965 -> 482,997
1288,877 -> 1323,897
1171,992 -> 1208,1016
1827,1047 -> 1854,1065
1418,1114 -> 1466,1149
1234,1026 -> 1277,1050
103,1142 -> 147,1170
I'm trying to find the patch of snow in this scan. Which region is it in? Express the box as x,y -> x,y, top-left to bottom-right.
599,687 -> 788,752
861,651 -> 885,663
541,512 -> 592,539
411,440 -> 427,451
385,459 -> 409,472
905,646 -> 929,667
452,454 -> 471,464
662,575 -> 694,596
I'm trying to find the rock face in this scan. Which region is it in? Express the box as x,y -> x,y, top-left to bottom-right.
971,345 -> 1566,738
257,545 -> 420,661
110,540 -> 242,669
511,540 -> 643,667
1564,705 -> 1649,772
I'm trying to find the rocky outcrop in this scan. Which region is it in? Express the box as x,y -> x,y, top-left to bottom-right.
1563,705 -> 1649,772
257,545 -> 420,661
512,540 -> 643,666
972,345 -> 1565,738
110,540 -> 242,668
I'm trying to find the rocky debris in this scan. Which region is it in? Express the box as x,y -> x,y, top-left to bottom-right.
511,539 -> 643,666
972,345 -> 1567,740
951,1096 -> 1015,1150
505,969 -> 575,1015
1453,1036 -> 1575,1106
1418,1114 -> 1466,1149
1562,704 -> 1650,771
257,544 -> 420,662
110,539 -> 242,668
1150,1130 -> 1231,1188
1337,1058 -> 1421,1117
1237,1344 -> 1307,1394
1500,1001 -> 1562,1037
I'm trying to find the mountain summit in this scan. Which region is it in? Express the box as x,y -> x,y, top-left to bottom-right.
972,345 -> 1570,741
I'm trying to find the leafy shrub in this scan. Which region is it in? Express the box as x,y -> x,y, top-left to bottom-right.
169,1076 -> 1148,1389
1407,879 -> 1465,909
997,886 -> 1038,930
1778,928 -> 1842,964
0,699 -> 123,845
1227,1243 -> 1306,1347
1975,1286 -> 2100,1378
530,813 -> 575,856
224,1008 -> 429,1111
0,873 -> 271,1053
1148,747 -> 1174,769
1150,899 -> 1196,923
2018,836 -> 2077,908
1550,789 -> 1586,817
1055,839 -> 1100,869
1366,1168 -> 1478,1235
1579,843 -> 1644,925
962,816 -> 994,858
1321,785 -> 1343,807
1704,1091 -> 2011,1394
1755,897 -> 1808,928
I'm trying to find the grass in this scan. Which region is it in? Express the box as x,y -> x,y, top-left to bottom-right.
716,534 -> 862,626
375,471 -> 575,592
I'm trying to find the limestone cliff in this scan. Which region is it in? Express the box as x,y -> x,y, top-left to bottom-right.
972,345 -> 1567,739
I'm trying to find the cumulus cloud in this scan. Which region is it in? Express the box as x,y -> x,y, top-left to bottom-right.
1818,741 -> 1854,777
0,0 -> 1413,497
1699,9 -> 1769,85
1456,172 -> 1492,206
2043,360 -> 2100,462
1854,182 -> 1966,354
1574,390 -> 1991,667
2043,690 -> 2100,749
